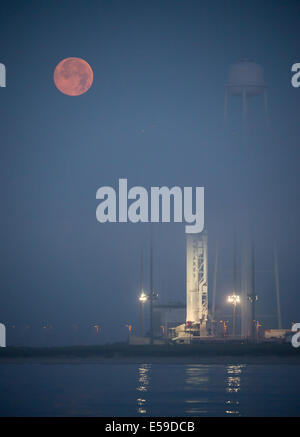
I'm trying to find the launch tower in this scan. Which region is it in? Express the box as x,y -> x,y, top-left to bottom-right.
186,232 -> 208,333
171,231 -> 209,343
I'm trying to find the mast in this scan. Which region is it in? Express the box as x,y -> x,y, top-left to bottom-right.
140,248 -> 145,336
149,228 -> 154,344
211,241 -> 218,331
250,241 -> 256,341
233,231 -> 238,336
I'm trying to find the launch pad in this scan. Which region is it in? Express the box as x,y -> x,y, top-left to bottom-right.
170,322 -> 211,344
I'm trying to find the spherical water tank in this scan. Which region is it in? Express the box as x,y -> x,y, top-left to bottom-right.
227,60 -> 265,96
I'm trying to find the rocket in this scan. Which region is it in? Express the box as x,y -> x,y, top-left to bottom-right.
186,231 -> 208,328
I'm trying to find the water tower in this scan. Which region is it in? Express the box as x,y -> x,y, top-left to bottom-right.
224,60 -> 268,340
224,60 -> 268,125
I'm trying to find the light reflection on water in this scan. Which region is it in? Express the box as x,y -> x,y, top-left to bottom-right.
0,364 -> 300,416
184,365 -> 210,415
136,364 -> 151,415
183,364 -> 245,416
225,364 -> 245,416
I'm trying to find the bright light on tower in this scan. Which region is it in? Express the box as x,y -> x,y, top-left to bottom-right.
227,294 -> 240,304
139,291 -> 148,303
227,293 -> 240,337
139,291 -> 148,338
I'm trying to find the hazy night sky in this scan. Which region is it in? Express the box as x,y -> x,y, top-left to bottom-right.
0,0 -> 299,345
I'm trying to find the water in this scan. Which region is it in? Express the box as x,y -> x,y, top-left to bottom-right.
0,364 -> 299,416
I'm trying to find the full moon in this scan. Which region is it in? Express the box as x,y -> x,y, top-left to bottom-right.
54,57 -> 93,96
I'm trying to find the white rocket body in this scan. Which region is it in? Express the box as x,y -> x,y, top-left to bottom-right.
186,232 -> 208,326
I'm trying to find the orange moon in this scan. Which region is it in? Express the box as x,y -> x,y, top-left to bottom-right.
54,57 -> 93,96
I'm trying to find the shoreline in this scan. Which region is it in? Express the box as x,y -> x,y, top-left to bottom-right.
1,355 -> 300,365
1,343 -> 299,365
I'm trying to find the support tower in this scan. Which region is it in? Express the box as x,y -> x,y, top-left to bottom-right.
171,231 -> 209,343
186,232 -> 208,334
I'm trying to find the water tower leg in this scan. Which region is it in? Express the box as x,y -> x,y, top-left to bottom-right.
241,240 -> 248,338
